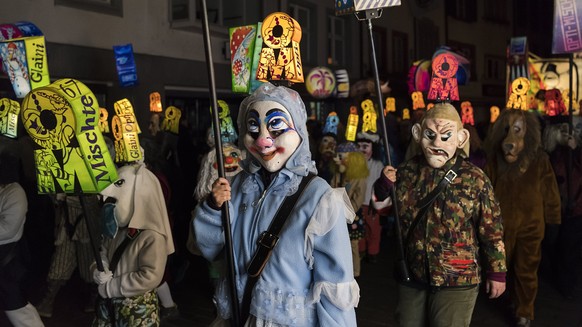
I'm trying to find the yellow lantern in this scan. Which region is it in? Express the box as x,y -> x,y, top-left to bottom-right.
162,106 -> 182,134
506,77 -> 530,111
256,12 -> 304,83
112,98 -> 142,163
99,108 -> 110,133
411,91 -> 425,110
21,79 -> 117,194
0,98 -> 20,138
490,106 -> 500,123
385,97 -> 396,115
361,99 -> 377,133
345,106 -> 359,141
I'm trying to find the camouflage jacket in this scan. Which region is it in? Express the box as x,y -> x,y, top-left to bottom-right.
375,155 -> 506,287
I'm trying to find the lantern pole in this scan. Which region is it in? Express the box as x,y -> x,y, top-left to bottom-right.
355,8 -> 410,282
199,0 -> 241,325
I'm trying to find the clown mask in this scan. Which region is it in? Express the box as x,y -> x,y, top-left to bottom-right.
412,105 -> 469,168
243,100 -> 301,172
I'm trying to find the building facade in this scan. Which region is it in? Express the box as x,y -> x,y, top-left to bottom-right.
1,0 -> 514,137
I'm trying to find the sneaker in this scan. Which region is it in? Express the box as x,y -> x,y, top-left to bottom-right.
160,304 -> 179,319
516,317 -> 531,327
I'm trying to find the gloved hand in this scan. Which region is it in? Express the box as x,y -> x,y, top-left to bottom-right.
93,268 -> 113,285
100,256 -> 110,271
98,283 -> 108,298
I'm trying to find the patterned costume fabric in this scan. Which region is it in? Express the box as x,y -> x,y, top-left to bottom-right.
376,155 -> 506,287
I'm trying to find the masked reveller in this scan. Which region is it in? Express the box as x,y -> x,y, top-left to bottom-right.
374,103 -> 507,327
193,82 -> 359,326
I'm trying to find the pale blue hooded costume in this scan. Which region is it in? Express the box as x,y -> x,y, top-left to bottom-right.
193,83 -> 359,326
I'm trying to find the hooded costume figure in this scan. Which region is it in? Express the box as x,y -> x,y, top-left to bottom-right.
484,108 -> 560,327
193,82 -> 359,326
92,162 -> 174,327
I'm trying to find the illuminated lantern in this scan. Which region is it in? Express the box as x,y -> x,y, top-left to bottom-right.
216,100 -> 238,144
0,36 -> 50,98
427,53 -> 459,101
161,106 -> 181,134
544,89 -> 566,116
527,93 -> 539,111
322,112 -> 339,135
149,92 -> 162,112
112,98 -> 142,163
407,59 -> 431,94
21,79 -> 117,194
461,101 -> 474,125
506,77 -> 530,111
402,108 -> 410,120
114,98 -> 141,134
256,12 -> 304,84
490,106 -> 500,123
411,91 -> 425,110
335,69 -> 350,98
0,98 -> 19,138
361,99 -> 377,133
306,66 -> 336,99
432,46 -> 471,85
230,24 -> 262,94
99,108 -> 110,133
385,97 -> 396,115
345,106 -> 359,141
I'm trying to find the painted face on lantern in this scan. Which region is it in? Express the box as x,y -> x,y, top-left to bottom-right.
357,141 -> 373,160
243,100 -> 301,172
418,118 -> 462,168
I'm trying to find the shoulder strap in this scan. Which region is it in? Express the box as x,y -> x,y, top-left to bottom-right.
247,173 -> 316,277
405,157 -> 462,248
241,173 -> 316,322
109,228 -> 141,273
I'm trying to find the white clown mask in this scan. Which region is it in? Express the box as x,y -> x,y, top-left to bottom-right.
243,100 -> 301,172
